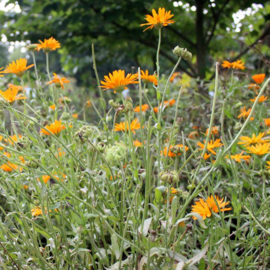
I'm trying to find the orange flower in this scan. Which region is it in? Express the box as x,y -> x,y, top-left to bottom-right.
161,144 -> 189,157
165,187 -> 178,203
3,58 -> 34,77
40,120 -> 66,135
153,99 -> 175,113
206,126 -> 219,136
0,136 -> 4,151
191,195 -> 231,220
229,151 -> 251,163
188,131 -> 199,140
197,139 -> 223,155
203,153 -> 211,160
8,84 -> 23,92
49,104 -> 56,110
38,175 -> 51,184
114,119 -> 141,134
140,70 -> 158,85
53,173 -> 67,182
36,37 -> 61,52
133,140 -> 143,147
59,96 -> 71,105
170,72 -> 180,82
231,60 -> 245,70
0,87 -> 27,103
47,73 -> 70,89
56,148 -> 65,157
248,83 -> 260,90
266,161 -> 270,170
221,61 -> 232,69
0,67 -> 4,77
5,134 -> 22,145
141,7 -> 175,31
238,133 -> 269,146
31,206 -> 43,217
250,95 -> 267,103
222,60 -> 245,70
252,74 -> 265,84
86,100 -> 92,107
72,114 -> 78,119
246,143 -> 270,156
238,107 -> 254,120
0,162 -> 18,172
101,70 -> 138,93
264,119 -> 270,127
134,104 -> 149,113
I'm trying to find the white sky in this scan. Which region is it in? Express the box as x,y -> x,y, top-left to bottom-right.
0,0 -> 265,53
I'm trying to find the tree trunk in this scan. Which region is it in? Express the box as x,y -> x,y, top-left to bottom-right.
196,0 -> 206,80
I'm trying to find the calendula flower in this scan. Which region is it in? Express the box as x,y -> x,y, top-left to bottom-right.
229,151 -> 251,163
266,161 -> 270,170
264,119 -> 270,127
133,140 -> 143,147
86,100 -> 92,107
36,37 -> 61,52
0,67 -> 4,77
252,74 -> 265,84
238,133 -> 269,146
221,61 -> 232,69
153,99 -> 175,113
140,70 -> 158,85
5,134 -> 22,145
72,114 -> 78,119
203,153 -> 211,160
40,120 -> 66,135
170,72 -> 180,82
47,73 -> 70,89
221,60 -> 245,70
197,139 -> 223,155
59,96 -> 72,105
165,187 -> 178,203
250,95 -> 267,103
134,104 -> 149,113
238,107 -> 254,120
0,87 -> 27,103
3,58 -> 34,77
101,70 -> 138,93
161,144 -> 189,157
246,143 -> 270,156
141,7 -> 175,31
8,84 -> 23,92
0,162 -> 18,172
248,83 -> 260,90
49,104 -> 56,110
188,131 -> 199,140
55,148 -> 65,157
31,206 -> 43,217
191,195 -> 232,220
206,126 -> 219,136
0,136 -> 4,151
114,119 -> 141,134
38,175 -> 51,184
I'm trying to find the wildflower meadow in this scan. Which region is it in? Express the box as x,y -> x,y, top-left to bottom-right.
0,2 -> 270,270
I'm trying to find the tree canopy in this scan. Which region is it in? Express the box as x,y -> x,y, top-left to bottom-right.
1,0 -> 270,86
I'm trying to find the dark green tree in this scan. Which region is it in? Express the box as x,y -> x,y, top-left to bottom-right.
1,0 -> 270,86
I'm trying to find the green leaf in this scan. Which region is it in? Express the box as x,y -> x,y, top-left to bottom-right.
186,213 -> 207,229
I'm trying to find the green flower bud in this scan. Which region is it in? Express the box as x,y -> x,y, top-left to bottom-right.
159,170 -> 178,183
106,142 -> 127,165
26,44 -> 38,51
61,112 -> 70,121
173,46 -> 192,61
96,142 -> 106,153
16,136 -> 32,150
74,125 -> 94,144
25,160 -> 39,169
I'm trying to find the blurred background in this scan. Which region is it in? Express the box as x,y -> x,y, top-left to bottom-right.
0,0 -> 269,92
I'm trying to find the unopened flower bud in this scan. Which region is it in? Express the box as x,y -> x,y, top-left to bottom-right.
16,136 -> 32,150
26,44 -> 38,51
159,170 -> 178,183
170,145 -> 183,155
25,160 -> 39,169
96,142 -> 106,153
173,46 -> 192,61
61,112 -> 70,121
74,125 -> 94,144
